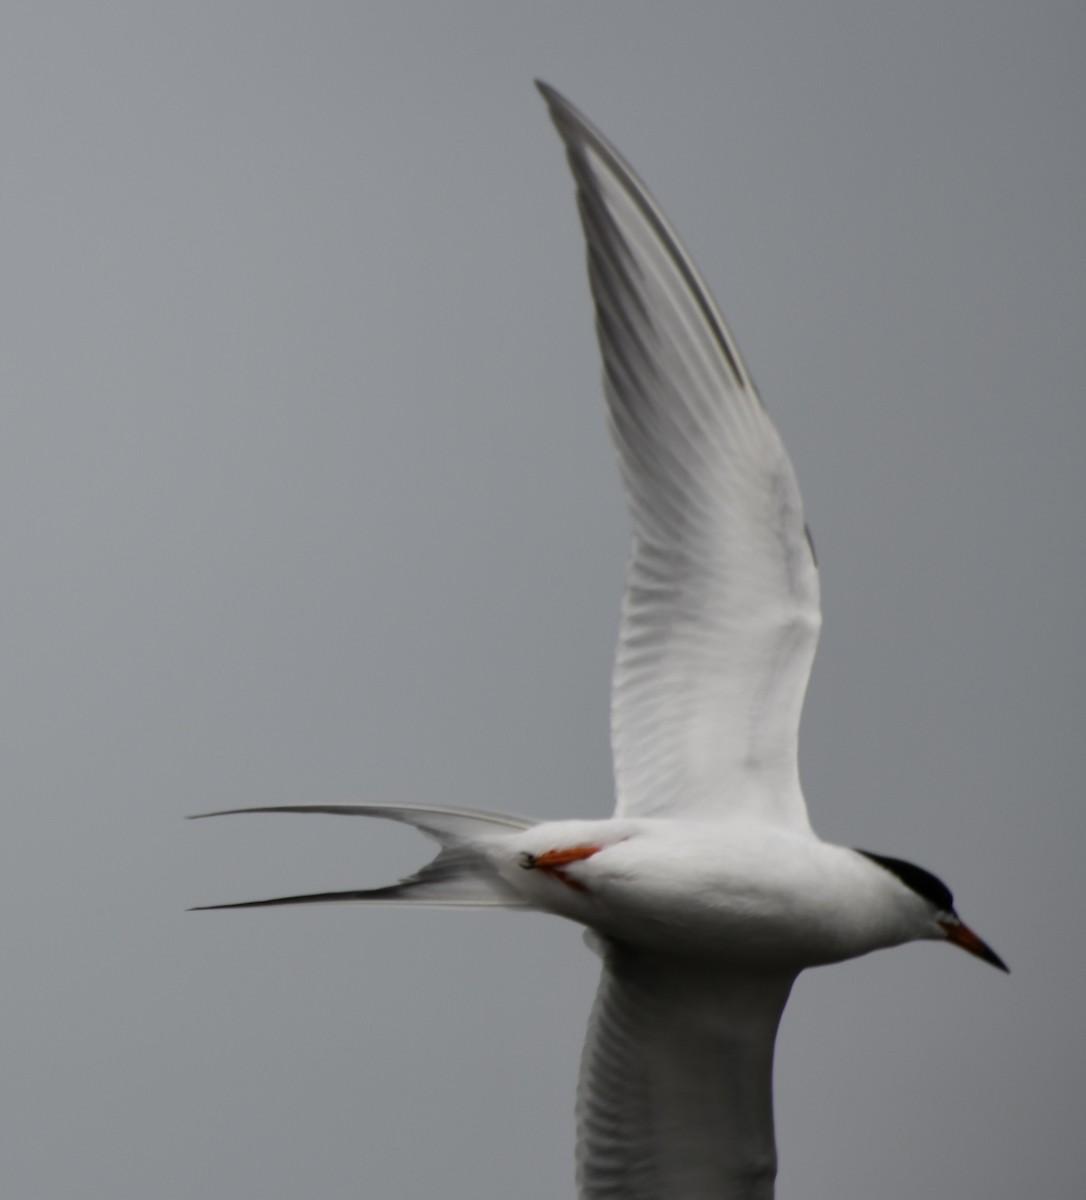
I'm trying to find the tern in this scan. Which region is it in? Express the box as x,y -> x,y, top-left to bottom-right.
192,83 -> 1007,1199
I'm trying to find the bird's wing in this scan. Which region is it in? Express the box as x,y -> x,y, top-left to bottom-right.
578,942 -> 795,1200
539,84 -> 820,828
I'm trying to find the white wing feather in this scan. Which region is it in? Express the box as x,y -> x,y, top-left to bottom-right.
577,943 -> 795,1200
539,84 -> 821,829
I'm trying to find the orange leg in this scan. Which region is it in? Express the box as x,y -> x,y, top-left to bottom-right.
519,844 -> 603,893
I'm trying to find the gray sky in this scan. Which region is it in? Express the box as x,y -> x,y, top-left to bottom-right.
3,3 -> 1083,1197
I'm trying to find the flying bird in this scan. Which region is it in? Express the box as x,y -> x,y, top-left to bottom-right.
192,83 -> 1007,1199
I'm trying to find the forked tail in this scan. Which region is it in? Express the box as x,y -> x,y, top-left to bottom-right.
188,803 -> 535,910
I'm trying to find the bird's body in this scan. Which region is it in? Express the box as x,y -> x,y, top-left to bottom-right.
193,83 -> 1006,1199
491,818 -> 936,969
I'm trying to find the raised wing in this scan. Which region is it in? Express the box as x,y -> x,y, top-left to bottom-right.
539,84 -> 820,828
578,942 -> 795,1200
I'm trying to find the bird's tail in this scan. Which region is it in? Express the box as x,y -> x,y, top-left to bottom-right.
188,803 -> 535,910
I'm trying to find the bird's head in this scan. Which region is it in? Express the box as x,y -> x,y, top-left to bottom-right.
857,850 -> 1009,973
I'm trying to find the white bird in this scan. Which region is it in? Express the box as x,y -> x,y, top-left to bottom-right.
192,83 -> 1007,1200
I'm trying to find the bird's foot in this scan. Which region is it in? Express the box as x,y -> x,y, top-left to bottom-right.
518,844 -> 603,893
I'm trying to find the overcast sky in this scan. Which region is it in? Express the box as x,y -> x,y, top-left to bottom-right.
3,3 -> 1083,1198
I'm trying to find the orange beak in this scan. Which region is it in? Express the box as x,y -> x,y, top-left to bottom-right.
938,917 -> 1009,973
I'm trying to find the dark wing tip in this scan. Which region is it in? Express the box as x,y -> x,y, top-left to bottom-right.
534,78 -> 753,397
534,80 -> 611,163
535,81 -> 597,148
534,78 -> 565,114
